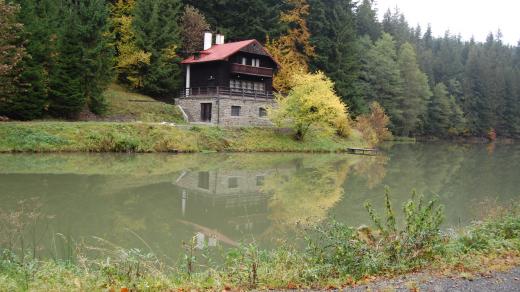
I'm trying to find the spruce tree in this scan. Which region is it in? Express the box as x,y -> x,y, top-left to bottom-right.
428,83 -> 452,135
382,8 -> 411,46
75,0 -> 114,114
49,0 -> 113,118
307,0 -> 364,114
355,0 -> 381,41
134,0 -> 182,96
183,0 -> 283,43
48,5 -> 85,118
361,33 -> 404,131
462,45 -> 485,135
5,0 -> 61,120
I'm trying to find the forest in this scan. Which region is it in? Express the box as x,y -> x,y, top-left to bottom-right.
1,0 -> 519,138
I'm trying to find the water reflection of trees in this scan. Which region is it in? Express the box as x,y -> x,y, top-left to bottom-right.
262,157 -> 352,229
5,145 -> 519,261
338,143 -> 520,227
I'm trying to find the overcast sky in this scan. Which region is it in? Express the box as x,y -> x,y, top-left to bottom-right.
375,0 -> 520,45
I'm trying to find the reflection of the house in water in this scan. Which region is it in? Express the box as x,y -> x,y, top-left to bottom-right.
173,167 -> 286,249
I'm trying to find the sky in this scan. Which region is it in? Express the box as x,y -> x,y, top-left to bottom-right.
375,0 -> 520,45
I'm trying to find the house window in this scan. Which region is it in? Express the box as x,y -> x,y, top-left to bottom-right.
256,176 -> 265,186
253,82 -> 265,91
198,172 -> 210,190
252,58 -> 260,67
231,106 -> 241,116
242,57 -> 247,65
228,177 -> 239,188
230,80 -> 240,89
259,108 -> 267,117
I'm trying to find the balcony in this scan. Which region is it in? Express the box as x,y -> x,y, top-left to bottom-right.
230,63 -> 273,77
179,87 -> 274,99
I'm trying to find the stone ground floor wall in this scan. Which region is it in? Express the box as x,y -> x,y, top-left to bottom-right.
175,96 -> 276,127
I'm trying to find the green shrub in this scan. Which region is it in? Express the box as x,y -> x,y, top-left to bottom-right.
305,189 -> 445,278
88,94 -> 109,115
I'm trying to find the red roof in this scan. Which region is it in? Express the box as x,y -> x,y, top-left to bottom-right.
181,39 -> 278,66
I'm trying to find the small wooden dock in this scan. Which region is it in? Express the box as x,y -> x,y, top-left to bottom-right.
346,147 -> 380,156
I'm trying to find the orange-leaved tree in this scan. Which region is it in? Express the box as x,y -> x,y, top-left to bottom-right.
265,0 -> 315,94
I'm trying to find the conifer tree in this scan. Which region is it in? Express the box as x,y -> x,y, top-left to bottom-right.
48,10 -> 85,118
5,0 -> 61,120
382,8 -> 411,46
49,0 -> 113,117
77,0 -> 114,114
183,0 -> 283,43
356,0 -> 381,41
428,83 -> 452,135
134,0 -> 182,96
307,0 -> 364,114
360,33 -> 403,131
397,42 -> 431,135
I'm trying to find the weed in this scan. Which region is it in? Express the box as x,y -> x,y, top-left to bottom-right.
1,190 -> 519,290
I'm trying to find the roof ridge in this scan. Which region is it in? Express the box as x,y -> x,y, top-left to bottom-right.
181,39 -> 266,65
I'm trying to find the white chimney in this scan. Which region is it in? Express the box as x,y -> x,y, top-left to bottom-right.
203,32 -> 213,50
215,34 -> 225,45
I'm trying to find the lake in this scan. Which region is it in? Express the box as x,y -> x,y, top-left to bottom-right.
1,142 -> 519,261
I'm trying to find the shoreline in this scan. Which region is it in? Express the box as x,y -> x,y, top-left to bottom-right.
0,121 -> 367,153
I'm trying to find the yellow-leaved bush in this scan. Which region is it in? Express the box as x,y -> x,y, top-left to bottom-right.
269,72 -> 351,140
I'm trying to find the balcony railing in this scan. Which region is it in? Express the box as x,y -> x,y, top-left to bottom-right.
230,63 -> 273,77
179,87 -> 274,99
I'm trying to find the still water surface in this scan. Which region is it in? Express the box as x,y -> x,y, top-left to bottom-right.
1,143 -> 519,261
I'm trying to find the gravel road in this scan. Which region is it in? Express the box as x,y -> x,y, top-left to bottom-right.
346,267 -> 520,291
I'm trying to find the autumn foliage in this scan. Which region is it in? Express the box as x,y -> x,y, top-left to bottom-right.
269,72 -> 350,140
0,1 -> 25,101
355,101 -> 392,146
265,0 -> 315,94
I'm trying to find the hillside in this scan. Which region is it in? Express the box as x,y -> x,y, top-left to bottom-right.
98,84 -> 185,123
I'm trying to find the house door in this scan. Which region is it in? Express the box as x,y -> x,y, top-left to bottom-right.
201,103 -> 212,122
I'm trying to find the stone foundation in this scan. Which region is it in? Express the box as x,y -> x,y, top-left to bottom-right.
175,96 -> 275,127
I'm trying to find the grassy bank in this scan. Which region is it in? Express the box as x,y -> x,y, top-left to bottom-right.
1,191 -> 519,291
102,84 -> 185,123
0,122 -> 366,153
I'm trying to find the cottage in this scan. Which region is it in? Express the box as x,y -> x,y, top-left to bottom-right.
176,32 -> 279,126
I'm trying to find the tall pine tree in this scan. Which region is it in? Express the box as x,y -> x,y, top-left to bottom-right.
360,33 -> 404,131
134,0 -> 182,96
49,0 -> 113,118
183,0 -> 283,43
307,0 -> 364,114
356,0 -> 381,41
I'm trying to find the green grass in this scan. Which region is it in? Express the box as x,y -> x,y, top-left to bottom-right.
0,122 -> 366,153
102,84 -> 185,123
1,191 -> 519,291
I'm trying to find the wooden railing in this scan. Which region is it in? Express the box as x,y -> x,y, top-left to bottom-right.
179,87 -> 274,99
230,63 -> 273,77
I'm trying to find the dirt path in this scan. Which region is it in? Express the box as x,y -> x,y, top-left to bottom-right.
347,267 -> 520,291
